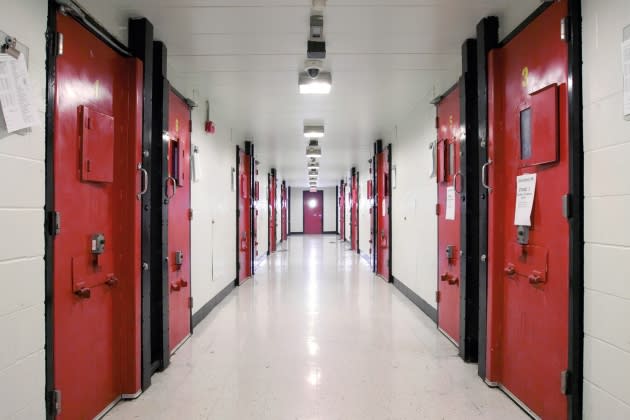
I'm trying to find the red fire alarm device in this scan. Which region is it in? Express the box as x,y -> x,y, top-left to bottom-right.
204,100 -> 215,134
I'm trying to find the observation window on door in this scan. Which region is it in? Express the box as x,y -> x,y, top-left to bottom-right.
448,142 -> 455,178
520,107 -> 533,160
170,139 -> 181,186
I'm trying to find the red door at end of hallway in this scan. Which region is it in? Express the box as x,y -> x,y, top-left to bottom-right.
303,190 -> 323,234
485,2 -> 570,418
166,90 -> 192,353
52,12 -> 143,419
375,145 -> 391,281
436,86 -> 462,344
238,147 -> 253,282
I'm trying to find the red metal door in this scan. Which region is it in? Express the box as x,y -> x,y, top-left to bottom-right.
52,13 -> 143,419
436,86 -> 462,343
238,149 -> 252,282
339,181 -> 345,241
351,174 -> 358,249
485,2 -> 569,418
303,190 -> 323,234
281,182 -> 288,241
269,173 -> 277,252
166,91 -> 192,353
376,148 -> 391,280
254,161 -> 259,258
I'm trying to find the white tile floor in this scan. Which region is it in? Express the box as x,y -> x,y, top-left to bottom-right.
105,234 -> 526,420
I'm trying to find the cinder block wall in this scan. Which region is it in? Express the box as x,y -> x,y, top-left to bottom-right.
582,0 -> 630,417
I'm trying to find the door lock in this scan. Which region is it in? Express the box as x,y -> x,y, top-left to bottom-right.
445,245 -> 455,261
175,251 -> 184,268
517,225 -> 530,245
91,233 -> 105,255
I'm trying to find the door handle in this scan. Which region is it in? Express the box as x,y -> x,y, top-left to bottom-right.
75,288 -> 91,299
453,171 -> 463,194
137,163 -> 148,200
481,159 -> 493,192
165,176 -> 177,202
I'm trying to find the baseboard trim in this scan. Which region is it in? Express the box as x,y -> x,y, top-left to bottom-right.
323,231 -> 337,234
392,276 -> 437,324
192,279 -> 237,328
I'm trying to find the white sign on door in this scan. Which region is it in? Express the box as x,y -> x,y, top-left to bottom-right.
514,173 -> 537,226
445,186 -> 456,220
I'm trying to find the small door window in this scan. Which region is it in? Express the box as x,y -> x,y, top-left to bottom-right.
520,107 -> 533,160
448,142 -> 455,179
170,140 -> 181,185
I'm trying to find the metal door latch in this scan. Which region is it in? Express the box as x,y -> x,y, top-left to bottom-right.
516,225 -> 530,245
175,251 -> 184,268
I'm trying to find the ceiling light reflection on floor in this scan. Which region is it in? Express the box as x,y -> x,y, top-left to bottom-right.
307,368 -> 322,386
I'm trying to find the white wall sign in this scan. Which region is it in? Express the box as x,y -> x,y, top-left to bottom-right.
445,186 -> 455,220
0,53 -> 39,133
623,28 -> 630,120
192,146 -> 202,182
514,173 -> 537,226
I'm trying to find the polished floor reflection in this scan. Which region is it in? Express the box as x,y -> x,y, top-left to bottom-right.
105,235 -> 526,420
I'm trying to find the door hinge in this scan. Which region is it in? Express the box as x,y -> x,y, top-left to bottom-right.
435,203 -> 440,216
189,119 -> 192,133
188,297 -> 193,309
188,208 -> 193,221
560,16 -> 571,42
54,32 -> 64,56
562,194 -> 572,219
560,370 -> 571,395
436,291 -> 441,303
47,211 -> 61,236
435,116 -> 439,129
47,389 -> 61,416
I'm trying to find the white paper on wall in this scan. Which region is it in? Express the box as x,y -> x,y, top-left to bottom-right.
445,186 -> 455,220
514,173 -> 537,226
192,147 -> 202,182
0,53 -> 39,133
623,38 -> 630,120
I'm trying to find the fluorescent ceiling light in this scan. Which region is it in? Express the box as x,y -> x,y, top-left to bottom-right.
304,125 -> 325,138
299,72 -> 332,95
306,140 -> 322,158
307,161 -> 319,169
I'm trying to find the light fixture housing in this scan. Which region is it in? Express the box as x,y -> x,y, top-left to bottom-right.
307,160 -> 319,169
304,125 -> 325,138
306,139 -> 322,158
299,71 -> 332,95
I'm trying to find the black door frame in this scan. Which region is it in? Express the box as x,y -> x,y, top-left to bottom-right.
459,38 -> 480,363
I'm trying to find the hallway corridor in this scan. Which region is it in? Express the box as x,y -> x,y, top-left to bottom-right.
105,235 -> 525,420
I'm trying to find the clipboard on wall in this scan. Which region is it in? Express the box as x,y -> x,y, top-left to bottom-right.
0,29 -> 34,139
